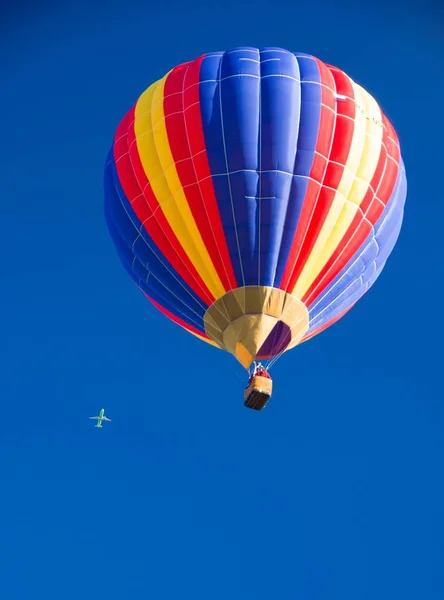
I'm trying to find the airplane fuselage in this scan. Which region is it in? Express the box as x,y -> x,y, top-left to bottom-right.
89,408 -> 110,428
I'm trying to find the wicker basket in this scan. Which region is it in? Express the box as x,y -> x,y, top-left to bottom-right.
244,375 -> 273,411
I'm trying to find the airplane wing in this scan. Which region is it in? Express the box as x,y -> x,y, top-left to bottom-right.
89,416 -> 100,420
102,417 -> 112,422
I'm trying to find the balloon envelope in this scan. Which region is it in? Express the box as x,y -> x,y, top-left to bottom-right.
104,47 -> 406,369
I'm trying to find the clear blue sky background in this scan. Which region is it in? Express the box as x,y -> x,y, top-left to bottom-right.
1,1 -> 443,598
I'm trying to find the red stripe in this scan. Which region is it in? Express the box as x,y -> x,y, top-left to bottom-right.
280,59 -> 338,291
286,66 -> 356,293
114,106 -> 215,306
382,114 -> 401,164
302,111 -> 401,305
185,58 -> 237,289
146,294 -> 214,341
162,60 -> 237,293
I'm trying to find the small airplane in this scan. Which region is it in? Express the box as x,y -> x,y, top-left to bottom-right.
89,408 -> 111,428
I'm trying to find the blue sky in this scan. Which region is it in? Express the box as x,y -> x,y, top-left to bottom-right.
1,1 -> 443,598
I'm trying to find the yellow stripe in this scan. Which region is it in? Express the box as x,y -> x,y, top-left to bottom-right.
292,80 -> 383,299
134,75 -> 226,300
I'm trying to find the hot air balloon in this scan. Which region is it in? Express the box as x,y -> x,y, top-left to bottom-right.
104,46 -> 406,410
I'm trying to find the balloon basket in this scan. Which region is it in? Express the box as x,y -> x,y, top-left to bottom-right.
244,376 -> 273,411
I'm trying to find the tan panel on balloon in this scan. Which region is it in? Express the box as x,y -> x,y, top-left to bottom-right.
203,286 -> 309,369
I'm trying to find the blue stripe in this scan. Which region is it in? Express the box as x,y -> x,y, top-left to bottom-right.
104,152 -> 206,332
199,47 -> 323,287
306,160 -> 407,331
106,216 -> 207,334
274,53 -> 322,286
256,49 -> 302,286
199,49 -> 257,287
